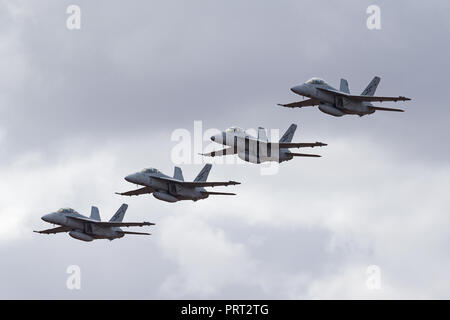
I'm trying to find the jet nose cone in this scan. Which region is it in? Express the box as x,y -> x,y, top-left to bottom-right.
125,173 -> 139,183
42,214 -> 53,223
291,85 -> 302,94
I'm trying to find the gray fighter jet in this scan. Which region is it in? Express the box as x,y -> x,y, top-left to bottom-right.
202,124 -> 327,163
278,77 -> 411,117
34,204 -> 154,242
116,164 -> 240,203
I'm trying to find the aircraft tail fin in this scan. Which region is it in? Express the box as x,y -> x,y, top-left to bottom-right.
194,164 -> 212,182
90,206 -> 101,221
174,166 -> 184,181
257,127 -> 268,142
279,124 -> 297,143
340,79 -> 350,93
361,76 -> 380,96
109,204 -> 128,222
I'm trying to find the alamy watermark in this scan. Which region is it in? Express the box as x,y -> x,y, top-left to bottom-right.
366,265 -> 382,290
366,5 -> 381,30
66,5 -> 81,30
171,121 -> 281,175
66,265 -> 81,290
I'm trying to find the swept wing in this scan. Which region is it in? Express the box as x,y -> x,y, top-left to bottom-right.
34,226 -> 71,234
116,186 -> 154,196
151,176 -> 240,188
317,87 -> 410,102
278,98 -> 320,108
66,216 -> 154,227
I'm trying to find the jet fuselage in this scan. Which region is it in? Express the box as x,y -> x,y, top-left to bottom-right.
290,82 -> 375,116
42,211 -> 124,241
124,171 -> 208,202
210,131 -> 292,163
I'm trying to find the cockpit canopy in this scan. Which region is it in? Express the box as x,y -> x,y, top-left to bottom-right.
57,208 -> 76,214
226,127 -> 243,133
226,127 -> 245,134
305,77 -> 327,85
141,168 -> 160,174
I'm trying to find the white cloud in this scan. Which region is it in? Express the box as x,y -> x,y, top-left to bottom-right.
1,0 -> 450,299
156,215 -> 258,298
305,264 -> 400,299
0,148 -> 118,242
151,137 -> 450,298
1,126 -> 449,298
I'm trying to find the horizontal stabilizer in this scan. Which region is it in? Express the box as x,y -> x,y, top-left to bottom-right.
289,153 -> 321,158
371,106 -> 404,112
121,231 -> 151,236
201,191 -> 236,196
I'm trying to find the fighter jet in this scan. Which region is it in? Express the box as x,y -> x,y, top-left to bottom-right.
116,164 -> 240,203
202,124 -> 327,163
278,76 -> 411,117
34,204 -> 154,242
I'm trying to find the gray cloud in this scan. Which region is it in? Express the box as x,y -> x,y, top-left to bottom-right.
0,0 -> 449,299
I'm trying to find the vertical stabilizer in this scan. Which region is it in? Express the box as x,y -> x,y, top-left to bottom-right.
194,164 -> 212,182
257,127 -> 268,142
109,204 -> 128,222
174,167 -> 184,181
361,76 -> 380,96
90,206 -> 101,221
340,79 -> 350,93
279,124 -> 298,143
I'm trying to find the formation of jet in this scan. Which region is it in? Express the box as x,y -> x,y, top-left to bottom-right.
34,204 -> 154,242
35,75 -> 410,242
116,164 -> 240,203
202,124 -> 327,163
278,77 -> 410,117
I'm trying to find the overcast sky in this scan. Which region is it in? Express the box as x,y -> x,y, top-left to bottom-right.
1,0 -> 450,299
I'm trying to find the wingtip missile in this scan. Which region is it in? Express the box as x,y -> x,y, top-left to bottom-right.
315,142 -> 328,147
